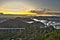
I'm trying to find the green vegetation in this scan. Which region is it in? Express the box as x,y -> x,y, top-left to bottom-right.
0,17 -> 60,40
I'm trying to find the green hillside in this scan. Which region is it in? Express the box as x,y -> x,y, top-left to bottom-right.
0,17 -> 60,40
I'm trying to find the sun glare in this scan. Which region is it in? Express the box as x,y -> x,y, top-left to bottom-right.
0,8 -> 56,16
0,8 -> 37,16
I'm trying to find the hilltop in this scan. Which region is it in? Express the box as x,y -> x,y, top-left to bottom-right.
0,17 -> 60,40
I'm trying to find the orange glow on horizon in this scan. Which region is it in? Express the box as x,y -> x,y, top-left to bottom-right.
0,8 -> 36,15
0,8 -> 56,16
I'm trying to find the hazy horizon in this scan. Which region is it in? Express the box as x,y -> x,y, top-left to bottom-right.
0,0 -> 60,12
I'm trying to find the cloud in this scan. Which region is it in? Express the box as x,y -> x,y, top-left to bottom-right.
0,1 -> 35,11
0,0 -> 40,12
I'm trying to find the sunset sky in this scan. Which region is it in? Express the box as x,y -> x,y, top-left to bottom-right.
0,0 -> 60,14
0,0 -> 60,15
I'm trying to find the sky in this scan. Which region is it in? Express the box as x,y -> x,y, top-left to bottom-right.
0,0 -> 60,12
